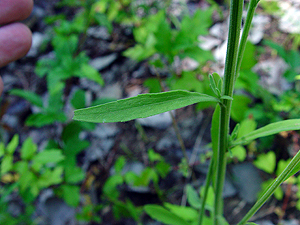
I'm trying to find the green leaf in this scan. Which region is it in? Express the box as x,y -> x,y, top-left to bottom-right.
253,151 -> 276,174
154,19 -> 172,56
26,112 -> 67,127
264,40 -> 287,60
32,149 -> 65,164
258,179 -> 283,201
232,119 -> 300,146
155,161 -> 171,178
0,142 -> 4,157
1,155 -> 13,174
21,138 -> 37,160
61,185 -> 80,207
174,7 -> 213,48
14,161 -> 29,175
231,95 -> 252,122
169,71 -> 204,93
164,203 -> 198,221
74,90 -> 218,123
286,160 -> 300,181
94,12 -> 113,33
230,123 -> 240,141
114,156 -> 126,173
71,89 -> 86,109
18,170 -> 35,192
65,166 -> 85,184
144,205 -> 190,225
209,74 -> 220,97
103,175 -> 123,199
144,78 -> 162,93
220,95 -> 233,101
148,149 -> 163,162
134,167 -> 158,186
61,122 -> 82,142
75,63 -> 104,86
125,199 -> 142,222
217,216 -> 230,225
237,118 -> 257,139
6,135 -> 19,154
240,41 -> 257,70
276,159 -> 290,176
186,185 -> 201,209
38,167 -> 64,187
211,104 -> 220,180
200,185 -> 215,207
64,137 -> 89,156
10,89 -> 44,108
123,43 -> 156,61
230,145 -> 247,162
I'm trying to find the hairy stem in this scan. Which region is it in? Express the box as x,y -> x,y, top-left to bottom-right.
213,0 -> 244,224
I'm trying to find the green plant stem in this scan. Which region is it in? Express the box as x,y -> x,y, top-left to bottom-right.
213,0 -> 243,224
235,0 -> 260,80
237,149 -> 300,225
198,157 -> 214,225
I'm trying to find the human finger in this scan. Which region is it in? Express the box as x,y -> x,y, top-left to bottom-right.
0,23 -> 32,67
0,0 -> 34,24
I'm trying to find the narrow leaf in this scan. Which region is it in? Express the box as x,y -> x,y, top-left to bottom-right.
230,123 -> 240,141
144,205 -> 190,225
286,159 -> 300,181
232,119 -> 300,146
209,74 -> 219,97
6,135 -> 19,154
73,90 -> 219,123
211,105 -> 220,168
10,89 -> 43,108
21,138 -> 37,160
220,95 -> 233,101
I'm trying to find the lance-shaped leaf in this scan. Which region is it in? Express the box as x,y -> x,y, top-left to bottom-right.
10,89 -> 44,108
144,205 -> 190,225
231,119 -> 300,146
73,90 -> 219,123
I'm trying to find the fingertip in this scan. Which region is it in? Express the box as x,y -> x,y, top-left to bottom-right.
0,0 -> 34,24
0,76 -> 3,97
22,0 -> 34,21
0,23 -> 32,67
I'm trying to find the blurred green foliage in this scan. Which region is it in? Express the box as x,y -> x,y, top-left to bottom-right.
1,0 -> 300,224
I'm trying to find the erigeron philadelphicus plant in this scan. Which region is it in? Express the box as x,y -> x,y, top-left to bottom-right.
74,0 -> 300,224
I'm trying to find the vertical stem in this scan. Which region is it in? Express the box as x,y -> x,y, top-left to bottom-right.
235,0 -> 260,80
198,157 -> 214,225
214,0 -> 243,224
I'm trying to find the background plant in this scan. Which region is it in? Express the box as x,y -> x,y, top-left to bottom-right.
1,0 -> 300,224
74,0 -> 300,224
